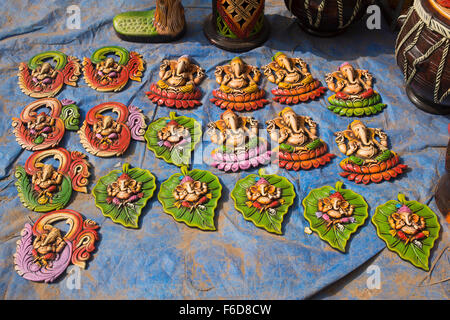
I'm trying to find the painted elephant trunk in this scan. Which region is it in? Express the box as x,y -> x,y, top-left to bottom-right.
346,68 -> 356,84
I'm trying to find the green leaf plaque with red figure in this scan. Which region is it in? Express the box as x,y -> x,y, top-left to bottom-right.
231,169 -> 295,234
372,194 -> 441,271
302,181 -> 369,252
158,166 -> 222,231
92,163 -> 156,228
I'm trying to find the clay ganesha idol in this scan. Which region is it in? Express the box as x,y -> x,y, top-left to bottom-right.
18,51 -> 81,98
158,166 -> 222,231
335,120 -> 407,184
146,55 -> 205,108
325,62 -> 386,116
231,169 -> 295,235
262,52 -> 326,104
12,98 -> 80,151
82,46 -> 145,92
372,194 -> 440,271
15,148 -> 91,213
266,107 -> 334,171
210,57 -> 268,111
78,102 -> 146,157
206,109 -> 271,172
14,210 -> 99,283
92,163 -> 156,228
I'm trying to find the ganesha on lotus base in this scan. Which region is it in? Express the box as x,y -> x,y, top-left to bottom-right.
335,120 -> 407,184
210,57 -> 268,111
262,52 -> 326,104
146,55 -> 205,108
206,109 -> 270,172
266,107 -> 334,171
325,62 -> 386,116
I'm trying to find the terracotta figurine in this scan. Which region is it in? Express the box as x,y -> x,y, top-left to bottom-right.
372,194 -> 440,271
146,55 -> 205,108
210,57 -> 268,111
92,163 -> 156,228
173,175 -> 211,211
14,210 -> 99,282
245,177 -> 284,216
158,166 -> 222,231
18,51 -> 81,98
335,120 -> 407,183
82,46 -> 145,92
266,107 -> 334,171
12,98 -> 80,151
206,109 -> 271,172
325,62 -> 386,116
263,52 -> 326,104
15,148 -> 91,212
316,190 -> 355,231
78,102 -> 147,157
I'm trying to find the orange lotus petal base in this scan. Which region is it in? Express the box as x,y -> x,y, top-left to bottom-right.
272,80 -> 326,104
339,153 -> 408,184
146,83 -> 202,109
275,143 -> 335,171
210,89 -> 269,111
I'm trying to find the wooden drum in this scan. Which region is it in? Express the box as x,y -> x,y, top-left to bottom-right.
395,0 -> 450,114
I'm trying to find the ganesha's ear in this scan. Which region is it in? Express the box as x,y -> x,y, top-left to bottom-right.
193,181 -> 202,189
342,129 -> 355,140
267,185 -> 276,193
215,119 -> 226,131
249,185 -> 258,193
175,185 -> 185,193
223,65 -> 233,75
159,126 -> 168,133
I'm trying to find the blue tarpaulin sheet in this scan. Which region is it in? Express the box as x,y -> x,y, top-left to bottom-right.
0,0 -> 448,299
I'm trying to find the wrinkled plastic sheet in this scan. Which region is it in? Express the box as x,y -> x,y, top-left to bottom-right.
0,0 -> 448,299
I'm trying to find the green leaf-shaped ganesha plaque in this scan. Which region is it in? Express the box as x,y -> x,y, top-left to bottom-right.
158,166 -> 222,231
231,169 -> 295,234
144,112 -> 201,167
302,181 -> 369,252
372,194 -> 440,271
92,163 -> 156,228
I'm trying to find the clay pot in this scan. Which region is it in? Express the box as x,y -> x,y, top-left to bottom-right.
284,0 -> 368,37
395,0 -> 450,114
203,0 -> 270,52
